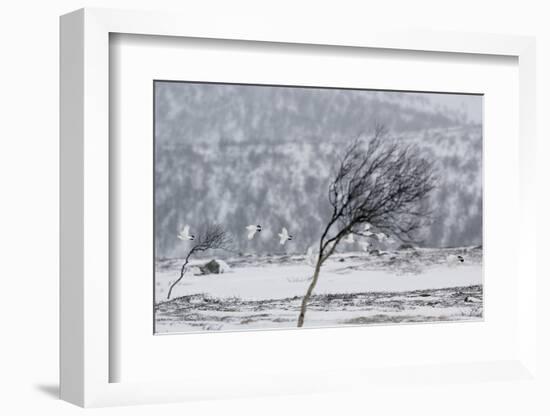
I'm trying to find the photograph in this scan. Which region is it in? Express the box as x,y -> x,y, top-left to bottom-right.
1,0 -> 543,412
153,81 -> 483,334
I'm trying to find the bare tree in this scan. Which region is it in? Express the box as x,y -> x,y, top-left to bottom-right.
167,223 -> 232,300
297,126 -> 438,327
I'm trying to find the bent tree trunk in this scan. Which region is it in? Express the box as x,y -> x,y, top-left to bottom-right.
167,256 -> 191,300
297,261 -> 322,327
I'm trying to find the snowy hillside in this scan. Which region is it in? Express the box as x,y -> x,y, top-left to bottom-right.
154,82 -> 483,258
155,125 -> 482,257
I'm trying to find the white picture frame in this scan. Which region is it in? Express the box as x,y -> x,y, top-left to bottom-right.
60,7 -> 537,407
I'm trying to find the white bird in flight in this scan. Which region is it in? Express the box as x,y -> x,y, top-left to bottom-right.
363,223 -> 373,236
278,227 -> 293,245
344,234 -> 355,244
177,225 -> 195,241
306,246 -> 318,267
446,254 -> 465,265
246,224 -> 262,240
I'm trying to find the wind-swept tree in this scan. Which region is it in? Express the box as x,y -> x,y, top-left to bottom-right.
167,223 -> 232,300
297,126 -> 437,327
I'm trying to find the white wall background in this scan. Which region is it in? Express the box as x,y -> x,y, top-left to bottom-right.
0,0 -> 548,414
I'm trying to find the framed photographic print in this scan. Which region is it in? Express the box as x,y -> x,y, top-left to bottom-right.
153,81 -> 484,335
60,8 -> 538,408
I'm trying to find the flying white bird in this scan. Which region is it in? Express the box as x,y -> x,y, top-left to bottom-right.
359,241 -> 370,252
446,254 -> 465,265
344,234 -> 355,244
361,224 -> 373,236
246,224 -> 262,240
177,225 -> 195,241
306,246 -> 318,267
278,227 -> 293,245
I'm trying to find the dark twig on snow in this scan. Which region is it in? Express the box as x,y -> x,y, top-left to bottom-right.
167,224 -> 232,300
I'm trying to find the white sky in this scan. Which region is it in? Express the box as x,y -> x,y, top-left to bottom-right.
424,93 -> 483,124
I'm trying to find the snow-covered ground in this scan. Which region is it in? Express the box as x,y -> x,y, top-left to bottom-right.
154,246 -> 483,333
